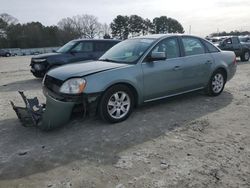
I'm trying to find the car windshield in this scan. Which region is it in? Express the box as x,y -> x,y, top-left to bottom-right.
56,41 -> 78,53
99,38 -> 156,63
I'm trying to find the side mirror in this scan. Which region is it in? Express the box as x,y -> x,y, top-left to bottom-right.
148,52 -> 166,61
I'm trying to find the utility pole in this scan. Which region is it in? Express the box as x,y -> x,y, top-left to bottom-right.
189,25 -> 191,34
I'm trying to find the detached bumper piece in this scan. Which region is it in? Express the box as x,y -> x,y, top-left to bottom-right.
10,91 -> 75,131
10,91 -> 44,127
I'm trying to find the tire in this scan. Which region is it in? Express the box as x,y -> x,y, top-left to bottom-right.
5,53 -> 11,57
240,51 -> 250,62
99,84 -> 135,123
205,70 -> 226,96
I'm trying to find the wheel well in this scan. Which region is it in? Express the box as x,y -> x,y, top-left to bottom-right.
104,83 -> 139,107
216,68 -> 227,81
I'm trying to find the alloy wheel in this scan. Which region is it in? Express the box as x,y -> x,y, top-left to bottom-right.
212,73 -> 224,93
107,91 -> 131,119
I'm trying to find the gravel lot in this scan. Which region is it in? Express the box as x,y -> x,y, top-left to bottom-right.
0,56 -> 249,188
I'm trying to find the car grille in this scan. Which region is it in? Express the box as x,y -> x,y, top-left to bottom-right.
44,74 -> 63,93
30,60 -> 48,69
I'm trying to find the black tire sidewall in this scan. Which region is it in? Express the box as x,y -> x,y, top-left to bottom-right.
241,51 -> 250,62
207,70 -> 226,96
99,85 -> 134,123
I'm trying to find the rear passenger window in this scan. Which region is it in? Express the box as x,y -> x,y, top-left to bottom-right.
95,42 -> 113,52
182,37 -> 205,56
204,40 -> 220,53
81,42 -> 94,52
232,37 -> 240,44
152,38 -> 180,59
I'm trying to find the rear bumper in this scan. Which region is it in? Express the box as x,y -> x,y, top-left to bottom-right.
227,64 -> 237,81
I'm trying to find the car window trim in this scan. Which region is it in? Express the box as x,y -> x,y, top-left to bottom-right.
180,36 -> 207,57
201,39 -> 220,53
142,36 -> 181,63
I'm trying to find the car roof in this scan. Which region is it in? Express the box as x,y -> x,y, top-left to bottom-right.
72,39 -> 121,42
133,34 -> 204,40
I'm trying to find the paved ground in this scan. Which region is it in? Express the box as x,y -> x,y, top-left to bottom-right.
0,56 -> 249,188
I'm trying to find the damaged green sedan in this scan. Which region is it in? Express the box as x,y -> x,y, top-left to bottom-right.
11,34 -> 237,130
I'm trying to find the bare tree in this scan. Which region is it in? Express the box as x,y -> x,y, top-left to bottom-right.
58,17 -> 81,37
0,13 -> 18,25
58,14 -> 102,39
77,14 -> 101,38
99,23 -> 111,38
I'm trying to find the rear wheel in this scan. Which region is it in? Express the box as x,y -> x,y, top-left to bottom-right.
240,51 -> 250,62
99,85 -> 134,123
205,70 -> 226,96
5,53 -> 11,57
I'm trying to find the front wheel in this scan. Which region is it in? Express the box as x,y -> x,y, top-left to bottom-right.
205,70 -> 226,96
240,51 -> 250,62
99,85 -> 134,123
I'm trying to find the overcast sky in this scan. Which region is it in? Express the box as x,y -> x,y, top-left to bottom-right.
1,0 -> 250,36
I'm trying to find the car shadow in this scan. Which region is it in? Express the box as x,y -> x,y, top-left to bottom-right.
0,91 -> 233,180
0,78 -> 42,92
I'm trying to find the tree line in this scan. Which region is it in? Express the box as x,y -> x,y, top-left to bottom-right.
0,13 -> 184,48
210,30 -> 250,37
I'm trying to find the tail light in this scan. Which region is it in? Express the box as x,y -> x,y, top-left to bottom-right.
233,56 -> 237,65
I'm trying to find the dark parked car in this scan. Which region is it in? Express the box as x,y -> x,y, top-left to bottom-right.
12,34 -> 237,130
0,49 -> 11,57
30,39 -> 121,78
214,36 -> 250,61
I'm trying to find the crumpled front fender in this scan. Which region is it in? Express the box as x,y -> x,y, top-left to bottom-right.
11,91 -> 75,131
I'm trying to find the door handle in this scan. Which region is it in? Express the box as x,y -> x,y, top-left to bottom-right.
205,60 -> 212,64
173,66 -> 182,71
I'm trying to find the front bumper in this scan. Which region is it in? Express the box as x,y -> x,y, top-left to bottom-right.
40,92 -> 76,130
11,90 -> 101,131
30,61 -> 47,75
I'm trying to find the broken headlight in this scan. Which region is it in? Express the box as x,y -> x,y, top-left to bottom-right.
59,78 -> 86,94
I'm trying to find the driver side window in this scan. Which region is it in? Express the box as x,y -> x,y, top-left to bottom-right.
71,42 -> 94,53
152,38 -> 180,59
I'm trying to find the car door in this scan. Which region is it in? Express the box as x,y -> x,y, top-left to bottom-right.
69,41 -> 94,62
180,36 -> 214,90
231,37 -> 242,56
221,38 -> 241,56
142,37 -> 185,101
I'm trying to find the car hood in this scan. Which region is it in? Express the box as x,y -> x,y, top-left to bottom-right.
32,52 -> 61,59
47,60 -> 130,81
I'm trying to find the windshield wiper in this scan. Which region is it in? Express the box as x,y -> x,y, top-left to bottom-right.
99,58 -> 119,63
